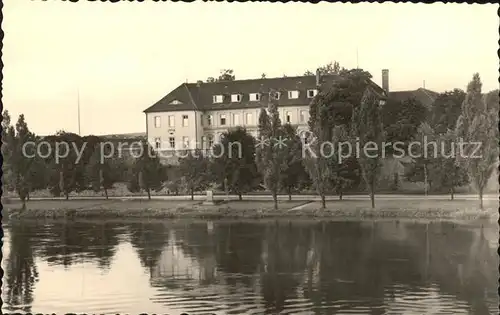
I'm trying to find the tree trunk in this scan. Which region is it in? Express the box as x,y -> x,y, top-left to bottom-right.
450,187 -> 454,201
104,187 -> 109,200
191,188 -> 194,201
370,186 -> 375,209
321,195 -> 326,209
175,190 -> 179,196
273,192 -> 278,210
27,191 -> 30,201
21,199 -> 26,211
423,164 -> 428,196
479,188 -> 483,210
288,188 -> 292,201
147,189 -> 151,200
65,192 -> 69,200
339,190 -> 343,201
238,193 -> 242,201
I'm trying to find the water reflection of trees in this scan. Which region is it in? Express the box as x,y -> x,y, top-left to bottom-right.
146,220 -> 497,314
127,222 -> 170,276
3,223 -> 39,313
35,222 -> 125,269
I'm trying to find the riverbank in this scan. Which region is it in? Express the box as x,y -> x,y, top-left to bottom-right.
2,198 -> 497,221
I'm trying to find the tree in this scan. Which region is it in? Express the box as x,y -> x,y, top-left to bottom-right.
11,115 -> 39,208
404,122 -> 436,195
351,88 -> 384,208
455,74 -> 498,209
279,124 -> 310,200
382,97 -> 428,154
211,127 -> 259,201
430,89 -> 466,135
304,61 -> 345,76
128,142 -> 166,200
218,69 -> 235,82
44,132 -> 85,200
257,104 -> 286,210
85,141 -> 119,199
430,131 -> 469,200
178,149 -> 211,200
164,164 -> 182,195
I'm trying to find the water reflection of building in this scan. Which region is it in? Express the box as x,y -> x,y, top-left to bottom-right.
152,230 -> 202,281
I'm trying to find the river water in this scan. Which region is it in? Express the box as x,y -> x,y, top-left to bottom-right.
1,219 -> 498,314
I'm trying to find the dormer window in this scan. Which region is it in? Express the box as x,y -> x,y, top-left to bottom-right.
288,90 -> 299,99
169,99 -> 182,105
269,91 -> 281,100
307,89 -> 318,98
213,95 -> 224,103
231,94 -> 242,102
249,93 -> 261,101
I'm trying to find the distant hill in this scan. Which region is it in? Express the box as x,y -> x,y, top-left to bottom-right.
99,132 -> 146,139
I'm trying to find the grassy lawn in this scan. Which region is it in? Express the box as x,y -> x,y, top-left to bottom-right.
222,200 -> 307,211
3,197 -> 496,221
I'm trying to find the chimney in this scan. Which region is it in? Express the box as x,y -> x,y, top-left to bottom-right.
382,69 -> 389,94
315,68 -> 321,87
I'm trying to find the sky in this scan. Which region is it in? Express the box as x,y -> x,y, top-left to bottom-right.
3,1 -> 498,136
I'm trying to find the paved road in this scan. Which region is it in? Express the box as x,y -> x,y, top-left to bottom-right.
14,194 -> 499,202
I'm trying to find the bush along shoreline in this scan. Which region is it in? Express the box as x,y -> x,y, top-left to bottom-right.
2,199 -> 496,222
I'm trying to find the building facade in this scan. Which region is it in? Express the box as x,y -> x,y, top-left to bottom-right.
144,71 -> 387,155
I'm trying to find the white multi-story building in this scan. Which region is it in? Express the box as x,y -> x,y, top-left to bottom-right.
143,71 -> 387,154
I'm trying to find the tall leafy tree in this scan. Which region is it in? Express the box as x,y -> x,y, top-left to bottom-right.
382,97 -> 428,153
279,124 -> 310,200
8,115 -> 38,209
404,122 -> 437,195
257,103 -> 286,210
304,61 -> 345,76
430,131 -> 470,200
178,149 -> 211,200
86,142 -> 119,199
44,132 -> 85,199
430,89 -> 466,135
128,141 -> 166,200
351,89 -> 384,208
211,127 -> 259,201
455,74 -> 498,209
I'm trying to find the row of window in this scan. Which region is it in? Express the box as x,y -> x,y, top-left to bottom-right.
212,89 -> 318,104
154,110 -> 309,129
153,130 -> 310,150
153,135 -> 216,150
154,115 -> 189,128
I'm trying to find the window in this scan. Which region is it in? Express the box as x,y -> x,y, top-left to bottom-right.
307,89 -> 318,98
207,115 -> 213,126
154,116 -> 161,128
169,100 -> 182,105
246,113 -> 253,125
182,137 -> 189,149
200,114 -> 204,126
154,137 -> 161,149
300,110 -> 307,123
231,94 -> 242,102
288,90 -> 299,99
168,115 -> 175,127
208,135 -> 214,148
182,115 -> 188,127
169,137 -> 175,149
270,91 -> 281,100
285,111 -> 291,123
220,114 -> 227,126
249,93 -> 261,101
233,114 -> 240,125
213,95 -> 223,103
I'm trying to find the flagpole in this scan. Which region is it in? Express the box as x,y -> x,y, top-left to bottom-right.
77,88 -> 81,135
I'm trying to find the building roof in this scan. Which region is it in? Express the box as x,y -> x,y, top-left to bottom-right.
389,88 -> 438,109
144,74 -> 387,113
